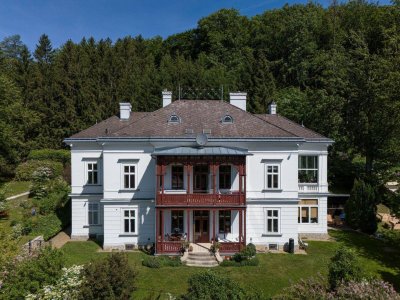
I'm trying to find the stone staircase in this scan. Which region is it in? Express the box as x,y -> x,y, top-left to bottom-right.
184,243 -> 219,267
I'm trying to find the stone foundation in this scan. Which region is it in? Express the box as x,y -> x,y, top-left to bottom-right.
299,233 -> 330,240
71,235 -> 89,241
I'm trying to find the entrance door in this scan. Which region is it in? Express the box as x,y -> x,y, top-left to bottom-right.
194,210 -> 209,243
194,165 -> 208,193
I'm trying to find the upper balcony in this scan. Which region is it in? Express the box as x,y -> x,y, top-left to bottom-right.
153,147 -> 248,207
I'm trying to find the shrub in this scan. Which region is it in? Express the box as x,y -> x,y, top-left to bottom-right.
0,190 -> 6,212
220,257 -> 259,267
32,213 -> 62,240
345,179 -> 377,234
273,275 -> 329,300
79,253 -> 136,300
328,247 -> 362,290
28,149 -> 70,166
142,255 -> 182,268
334,279 -> 400,299
26,265 -> 84,300
0,247 -> 64,299
15,160 -> 63,181
232,244 -> 257,263
184,270 -> 245,300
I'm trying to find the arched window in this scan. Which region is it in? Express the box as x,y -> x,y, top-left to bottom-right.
168,114 -> 180,123
222,115 -> 233,124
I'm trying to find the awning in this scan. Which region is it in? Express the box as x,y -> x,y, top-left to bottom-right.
152,146 -> 252,156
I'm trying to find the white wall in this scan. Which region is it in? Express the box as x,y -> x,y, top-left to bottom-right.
103,200 -> 155,249
71,196 -> 103,239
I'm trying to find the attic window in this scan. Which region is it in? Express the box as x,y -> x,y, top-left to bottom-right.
168,115 -> 181,124
222,115 -> 233,124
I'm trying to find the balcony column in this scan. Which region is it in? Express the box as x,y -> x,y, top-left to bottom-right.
185,163 -> 191,194
187,208 -> 190,242
160,209 -> 164,241
239,208 -> 242,247
156,207 -> 160,252
213,209 -> 216,243
244,208 -> 247,244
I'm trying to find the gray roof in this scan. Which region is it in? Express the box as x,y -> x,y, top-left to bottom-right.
68,100 -> 332,142
152,146 -> 252,156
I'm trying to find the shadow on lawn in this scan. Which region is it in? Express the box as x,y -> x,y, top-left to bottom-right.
330,230 -> 400,290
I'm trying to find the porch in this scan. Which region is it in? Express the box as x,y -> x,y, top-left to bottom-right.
155,208 -> 246,255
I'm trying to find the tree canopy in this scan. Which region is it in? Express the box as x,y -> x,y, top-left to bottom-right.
0,1 -> 399,185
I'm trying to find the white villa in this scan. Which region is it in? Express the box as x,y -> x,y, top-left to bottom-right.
65,91 -> 333,254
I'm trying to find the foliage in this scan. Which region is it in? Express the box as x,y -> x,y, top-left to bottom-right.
0,247 -> 64,299
328,247 -> 362,290
0,227 -> 19,272
232,244 -> 257,263
209,242 -> 220,253
78,253 -> 136,300
15,160 -> 63,182
273,274 -> 329,300
26,265 -> 84,300
334,279 -> 400,299
183,270 -> 245,300
32,178 -> 70,215
0,190 -> 5,212
28,149 -> 70,165
31,213 -> 62,240
274,276 -> 400,300
345,179 -> 378,234
220,256 -> 259,267
142,255 -> 182,268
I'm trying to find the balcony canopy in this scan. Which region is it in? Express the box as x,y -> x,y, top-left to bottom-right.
152,146 -> 251,156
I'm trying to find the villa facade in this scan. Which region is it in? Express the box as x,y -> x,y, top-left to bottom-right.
65,91 -> 333,254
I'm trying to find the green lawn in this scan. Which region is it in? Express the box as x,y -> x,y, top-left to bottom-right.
0,181 -> 31,198
61,230 -> 400,299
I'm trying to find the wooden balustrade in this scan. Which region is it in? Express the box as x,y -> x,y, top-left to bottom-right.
219,242 -> 244,253
157,192 -> 245,206
156,241 -> 183,254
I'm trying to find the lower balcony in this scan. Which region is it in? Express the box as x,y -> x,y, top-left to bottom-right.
156,241 -> 245,254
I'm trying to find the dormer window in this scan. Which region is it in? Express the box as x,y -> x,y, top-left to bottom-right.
222,115 -> 233,124
168,114 -> 181,124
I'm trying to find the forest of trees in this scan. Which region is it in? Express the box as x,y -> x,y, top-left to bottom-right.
0,1 -> 399,189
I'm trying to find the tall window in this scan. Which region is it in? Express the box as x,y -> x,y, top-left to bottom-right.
87,162 -> 98,185
298,156 -> 318,183
219,210 -> 231,233
171,165 -> 184,190
88,203 -> 99,225
171,210 -> 184,234
123,165 -> 136,189
298,199 -> 318,223
266,209 -> 280,233
219,165 -> 231,189
266,165 -> 279,189
123,209 -> 136,233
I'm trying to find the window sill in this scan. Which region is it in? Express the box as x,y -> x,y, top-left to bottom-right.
262,233 -> 282,237
119,234 -> 138,237
262,189 -> 283,193
85,184 -> 102,187
83,224 -> 102,228
298,183 -> 318,185
119,189 -> 139,193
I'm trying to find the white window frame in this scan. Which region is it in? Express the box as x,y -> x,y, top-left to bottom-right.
265,164 -> 280,190
88,202 -> 100,225
298,199 -> 319,224
298,155 -> 319,184
264,208 -> 281,234
121,163 -> 138,190
86,162 -> 99,185
121,208 -> 138,234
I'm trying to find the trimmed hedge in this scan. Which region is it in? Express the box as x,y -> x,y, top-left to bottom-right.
28,149 -> 70,165
15,160 -> 63,181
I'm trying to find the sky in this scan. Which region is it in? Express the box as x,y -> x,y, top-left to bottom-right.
0,0 -> 393,51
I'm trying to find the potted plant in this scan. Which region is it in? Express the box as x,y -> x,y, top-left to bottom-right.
210,242 -> 221,254
181,240 -> 190,253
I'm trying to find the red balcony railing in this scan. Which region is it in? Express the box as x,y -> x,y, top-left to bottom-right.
219,242 -> 244,253
156,241 -> 182,254
156,192 -> 245,206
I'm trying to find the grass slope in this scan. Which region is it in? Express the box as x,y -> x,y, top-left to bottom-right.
0,181 -> 31,198
61,230 -> 400,299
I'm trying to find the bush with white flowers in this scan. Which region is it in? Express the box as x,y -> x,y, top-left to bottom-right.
26,265 -> 84,300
